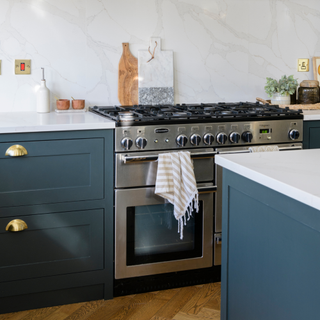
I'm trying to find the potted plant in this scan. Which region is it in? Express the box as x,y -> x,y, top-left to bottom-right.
264,75 -> 298,105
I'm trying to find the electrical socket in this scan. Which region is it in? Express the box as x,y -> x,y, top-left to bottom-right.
15,59 -> 31,74
298,59 -> 309,72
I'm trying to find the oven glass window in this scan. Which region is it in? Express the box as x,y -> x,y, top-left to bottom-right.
127,201 -> 203,265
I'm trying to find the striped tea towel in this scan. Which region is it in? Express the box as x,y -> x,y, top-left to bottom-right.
155,151 -> 198,239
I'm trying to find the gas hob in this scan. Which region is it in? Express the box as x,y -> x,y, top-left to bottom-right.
89,102 -> 303,127
89,102 -> 303,152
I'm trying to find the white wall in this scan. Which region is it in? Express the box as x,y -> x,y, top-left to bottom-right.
0,0 -> 319,112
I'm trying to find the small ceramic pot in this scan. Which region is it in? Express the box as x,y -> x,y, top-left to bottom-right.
56,99 -> 70,110
72,99 -> 85,109
271,93 -> 290,105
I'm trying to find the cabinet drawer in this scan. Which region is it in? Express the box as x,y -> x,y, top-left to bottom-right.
0,138 -> 104,207
0,209 -> 104,282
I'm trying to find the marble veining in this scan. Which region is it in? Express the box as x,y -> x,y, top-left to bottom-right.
0,0 -> 319,112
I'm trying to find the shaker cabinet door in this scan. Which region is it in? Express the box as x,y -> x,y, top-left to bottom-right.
0,138 -> 104,207
0,209 -> 104,282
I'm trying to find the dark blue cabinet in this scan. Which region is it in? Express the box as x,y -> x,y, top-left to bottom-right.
221,168 -> 320,320
303,120 -> 320,149
0,129 -> 114,314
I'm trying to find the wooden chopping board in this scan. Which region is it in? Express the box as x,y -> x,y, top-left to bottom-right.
118,43 -> 138,106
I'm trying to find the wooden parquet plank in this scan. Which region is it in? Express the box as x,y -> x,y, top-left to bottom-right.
41,303 -> 85,320
128,288 -> 182,320
63,300 -> 105,320
104,292 -> 157,320
0,311 -> 29,320
18,306 -> 61,320
204,283 -> 221,311
197,307 -> 220,319
180,282 -> 220,315
174,310 -> 220,320
85,295 -> 135,320
150,285 -> 200,320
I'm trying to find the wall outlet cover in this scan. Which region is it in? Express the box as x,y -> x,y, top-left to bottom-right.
298,59 -> 309,72
15,59 -> 31,74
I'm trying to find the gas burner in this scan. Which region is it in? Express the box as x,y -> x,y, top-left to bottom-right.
118,111 -> 135,121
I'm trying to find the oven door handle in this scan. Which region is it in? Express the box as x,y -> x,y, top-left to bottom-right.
217,150 -> 250,155
198,185 -> 217,194
279,146 -> 302,151
123,151 -> 217,164
217,145 -> 303,155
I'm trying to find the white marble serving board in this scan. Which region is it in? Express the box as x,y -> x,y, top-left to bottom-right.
138,38 -> 174,105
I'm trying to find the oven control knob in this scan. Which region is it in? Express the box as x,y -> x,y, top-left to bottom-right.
135,137 -> 147,149
203,133 -> 214,145
229,132 -> 241,143
176,134 -> 188,147
190,134 -> 201,146
242,131 -> 253,143
216,132 -> 228,144
121,137 -> 133,150
289,129 -> 300,141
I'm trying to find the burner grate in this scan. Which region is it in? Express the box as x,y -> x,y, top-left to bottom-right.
89,102 -> 303,126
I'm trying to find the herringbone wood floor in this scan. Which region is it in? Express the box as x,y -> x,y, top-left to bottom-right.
0,282 -> 221,320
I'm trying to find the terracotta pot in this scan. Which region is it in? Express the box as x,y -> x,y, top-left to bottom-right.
72,99 -> 85,109
56,99 -> 70,110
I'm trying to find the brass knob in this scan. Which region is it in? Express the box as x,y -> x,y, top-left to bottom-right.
6,219 -> 28,232
5,145 -> 28,157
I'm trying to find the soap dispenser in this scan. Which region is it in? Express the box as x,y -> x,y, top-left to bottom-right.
37,68 -> 50,113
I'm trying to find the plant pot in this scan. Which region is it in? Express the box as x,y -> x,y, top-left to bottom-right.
271,92 -> 290,105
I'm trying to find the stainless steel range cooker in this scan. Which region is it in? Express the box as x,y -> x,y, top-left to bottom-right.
90,102 -> 303,296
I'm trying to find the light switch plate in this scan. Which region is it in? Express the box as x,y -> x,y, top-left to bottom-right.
0,60 -> 1,75
15,59 -> 31,74
298,59 -> 309,72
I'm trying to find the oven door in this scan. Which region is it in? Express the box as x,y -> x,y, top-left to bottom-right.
115,184 -> 214,279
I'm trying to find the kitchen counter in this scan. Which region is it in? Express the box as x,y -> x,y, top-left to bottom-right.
215,148 -> 320,210
303,109 -> 320,121
0,110 -> 115,133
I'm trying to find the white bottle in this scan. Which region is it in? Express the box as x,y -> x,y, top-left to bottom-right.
37,68 -> 50,113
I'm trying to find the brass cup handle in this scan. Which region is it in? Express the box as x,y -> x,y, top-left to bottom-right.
5,145 -> 28,157
6,219 -> 28,232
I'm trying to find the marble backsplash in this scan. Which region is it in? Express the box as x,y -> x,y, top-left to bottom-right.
0,0 -> 319,112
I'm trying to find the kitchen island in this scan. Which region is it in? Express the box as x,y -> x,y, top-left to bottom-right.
215,149 -> 320,320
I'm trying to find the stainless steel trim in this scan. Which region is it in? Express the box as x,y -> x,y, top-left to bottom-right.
198,185 -> 217,193
218,150 -> 250,154
114,186 -> 213,279
214,233 -> 222,266
115,148 -> 215,188
215,165 -> 222,233
279,146 -> 302,151
123,151 -> 217,163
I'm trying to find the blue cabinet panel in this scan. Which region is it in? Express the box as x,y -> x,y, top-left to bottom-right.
303,120 -> 320,149
0,209 -> 104,282
221,169 -> 320,320
0,138 -> 104,207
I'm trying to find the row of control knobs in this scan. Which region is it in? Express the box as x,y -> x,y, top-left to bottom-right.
121,129 -> 300,150
176,132 -> 252,147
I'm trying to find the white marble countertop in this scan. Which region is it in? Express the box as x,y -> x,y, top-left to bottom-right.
0,110 -> 115,133
215,148 -> 320,211
303,110 -> 320,121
